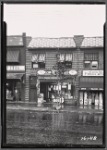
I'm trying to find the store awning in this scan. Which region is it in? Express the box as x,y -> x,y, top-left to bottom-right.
6,73 -> 24,80
79,77 -> 103,88
7,50 -> 19,62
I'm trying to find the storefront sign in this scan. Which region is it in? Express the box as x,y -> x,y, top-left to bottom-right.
83,70 -> 103,76
69,70 -> 77,75
37,70 -> 46,75
80,88 -> 103,91
7,66 -> 25,72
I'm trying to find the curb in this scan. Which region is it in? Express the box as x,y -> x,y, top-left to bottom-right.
6,106 -> 103,114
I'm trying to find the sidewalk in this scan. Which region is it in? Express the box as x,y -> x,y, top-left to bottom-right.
6,101 -> 103,114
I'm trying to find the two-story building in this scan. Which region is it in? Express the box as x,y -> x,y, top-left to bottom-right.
25,35 -> 104,109
6,33 -> 31,101
79,37 -> 103,109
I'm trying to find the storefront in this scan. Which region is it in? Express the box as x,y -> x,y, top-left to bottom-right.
6,66 -> 25,101
79,70 -> 104,109
29,69 -> 77,103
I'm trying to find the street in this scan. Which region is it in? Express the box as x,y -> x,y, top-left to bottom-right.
6,105 -> 104,147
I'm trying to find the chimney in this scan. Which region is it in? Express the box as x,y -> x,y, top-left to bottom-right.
22,32 -> 26,47
73,35 -> 84,48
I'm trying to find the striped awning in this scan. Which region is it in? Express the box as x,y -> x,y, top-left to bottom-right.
79,77 -> 103,88
6,73 -> 24,80
7,50 -> 19,62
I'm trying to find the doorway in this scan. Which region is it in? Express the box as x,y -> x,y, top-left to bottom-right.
40,82 -> 51,102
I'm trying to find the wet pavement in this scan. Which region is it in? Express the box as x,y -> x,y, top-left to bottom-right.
6,103 -> 104,147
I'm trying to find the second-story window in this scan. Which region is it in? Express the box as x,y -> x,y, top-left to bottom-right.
84,53 -> 99,69
65,54 -> 72,68
58,53 -> 72,68
32,54 -> 45,69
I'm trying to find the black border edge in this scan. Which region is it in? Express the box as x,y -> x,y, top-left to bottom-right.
1,2 -> 7,148
1,1 -> 106,149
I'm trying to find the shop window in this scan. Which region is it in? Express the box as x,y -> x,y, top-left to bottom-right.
6,81 -> 21,101
6,82 -> 14,100
32,54 -> 45,69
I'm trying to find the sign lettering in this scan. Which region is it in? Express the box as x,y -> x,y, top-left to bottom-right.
83,70 -> 103,76
7,66 -> 25,72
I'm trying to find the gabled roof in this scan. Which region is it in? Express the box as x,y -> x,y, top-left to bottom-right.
81,37 -> 103,47
28,37 -> 76,48
28,37 -> 103,48
7,36 -> 23,46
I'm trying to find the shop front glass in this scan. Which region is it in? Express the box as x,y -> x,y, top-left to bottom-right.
79,90 -> 103,109
6,80 -> 21,101
40,81 -> 75,103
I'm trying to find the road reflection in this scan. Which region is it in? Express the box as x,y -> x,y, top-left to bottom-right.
6,110 -> 103,145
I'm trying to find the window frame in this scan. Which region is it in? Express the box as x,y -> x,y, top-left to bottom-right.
58,53 -> 73,69
31,53 -> 46,69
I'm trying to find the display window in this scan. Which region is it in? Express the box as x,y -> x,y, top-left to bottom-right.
40,81 -> 75,103
49,82 -> 75,101
6,82 -> 14,100
6,80 -> 22,101
79,90 -> 103,109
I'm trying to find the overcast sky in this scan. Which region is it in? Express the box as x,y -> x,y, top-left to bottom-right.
4,4 -> 106,38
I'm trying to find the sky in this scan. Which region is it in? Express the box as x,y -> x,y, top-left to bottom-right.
4,4 -> 106,38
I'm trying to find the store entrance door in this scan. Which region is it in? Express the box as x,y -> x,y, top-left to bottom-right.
40,82 -> 51,102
